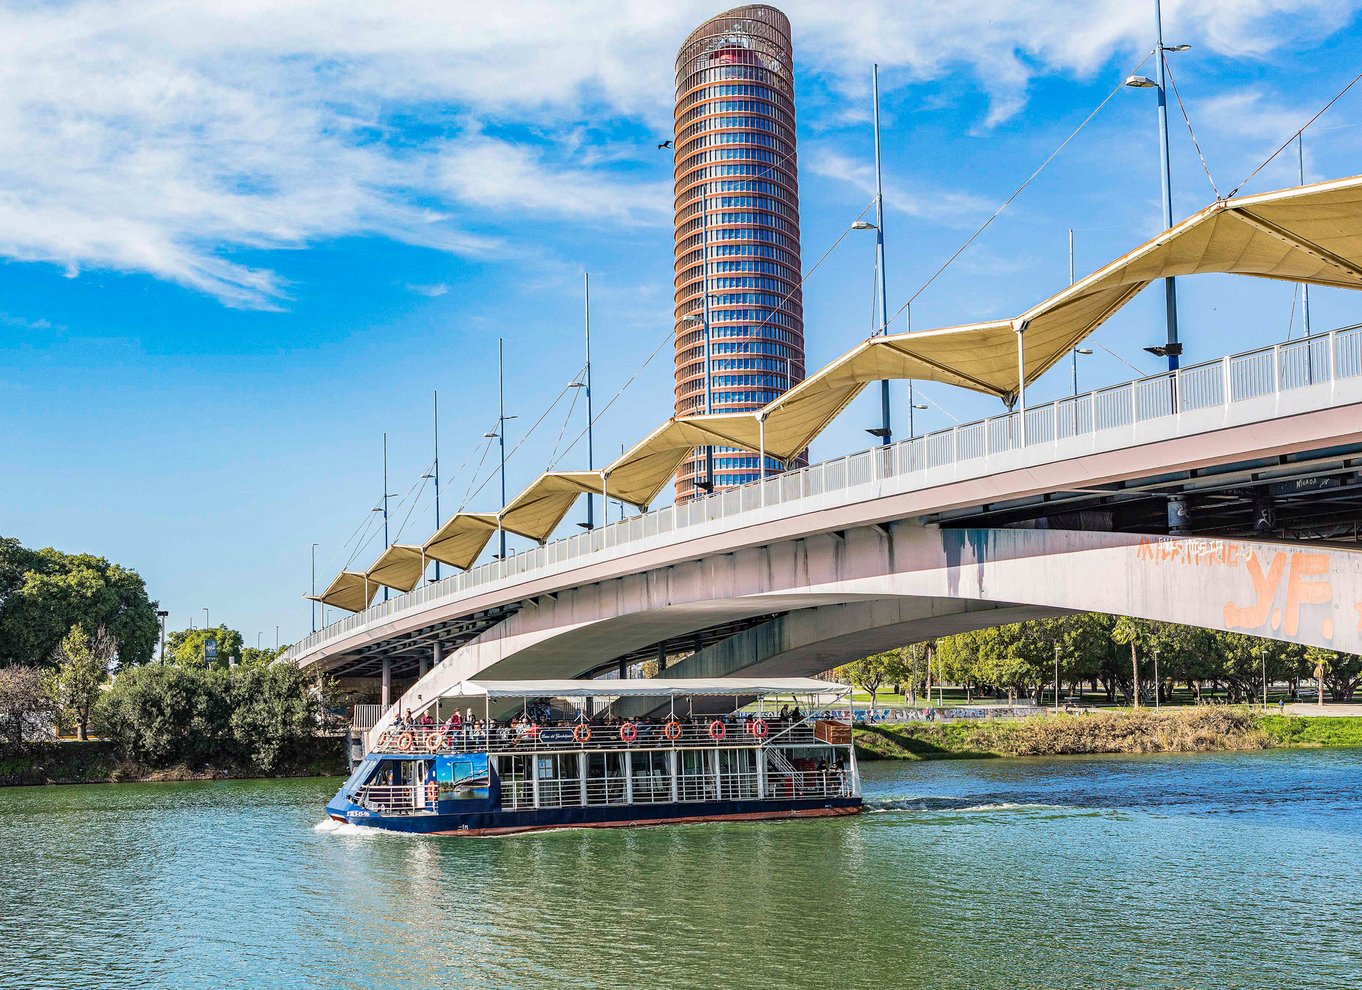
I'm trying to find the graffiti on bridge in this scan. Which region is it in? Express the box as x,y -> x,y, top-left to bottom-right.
1135,535 -> 1360,644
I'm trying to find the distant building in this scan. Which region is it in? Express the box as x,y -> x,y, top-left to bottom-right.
672,4 -> 806,501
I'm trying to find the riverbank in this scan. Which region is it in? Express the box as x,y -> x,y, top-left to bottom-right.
853,707 -> 1362,761
0,739 -> 347,787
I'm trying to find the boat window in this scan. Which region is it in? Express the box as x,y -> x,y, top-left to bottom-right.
437,754 -> 490,801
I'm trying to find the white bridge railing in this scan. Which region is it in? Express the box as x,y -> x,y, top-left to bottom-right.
284,325 -> 1362,664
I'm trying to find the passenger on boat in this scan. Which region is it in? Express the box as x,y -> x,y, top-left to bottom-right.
419,711 -> 435,727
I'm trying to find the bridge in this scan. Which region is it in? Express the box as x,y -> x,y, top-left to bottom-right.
282,176 -> 1362,743
286,325 -> 1362,731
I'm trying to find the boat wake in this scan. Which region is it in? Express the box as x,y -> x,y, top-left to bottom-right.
864,796 -> 1072,815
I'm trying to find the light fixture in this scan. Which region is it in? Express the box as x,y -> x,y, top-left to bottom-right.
1124,74 -> 1157,88
1076,347 -> 1094,355
911,403 -> 928,410
850,220 -> 877,230
1144,343 -> 1183,358
1165,43 -> 1191,52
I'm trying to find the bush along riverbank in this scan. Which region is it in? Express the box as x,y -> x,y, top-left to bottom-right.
0,737 -> 346,787
853,708 -> 1362,761
1,662 -> 350,786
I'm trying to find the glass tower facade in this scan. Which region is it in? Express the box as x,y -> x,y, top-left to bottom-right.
673,5 -> 806,501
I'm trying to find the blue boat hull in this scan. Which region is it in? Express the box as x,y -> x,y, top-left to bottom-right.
327,791 -> 860,836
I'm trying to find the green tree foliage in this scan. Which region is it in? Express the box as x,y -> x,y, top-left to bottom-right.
239,645 -> 288,667
0,665 -> 56,748
227,663 -> 327,772
1308,647 -> 1362,701
920,613 -> 1357,705
833,650 -> 907,705
0,536 -> 158,668
94,662 -> 332,771
47,625 -> 114,740
165,625 -> 244,668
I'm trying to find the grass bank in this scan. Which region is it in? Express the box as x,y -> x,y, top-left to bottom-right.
0,739 -> 347,787
854,708 -> 1362,761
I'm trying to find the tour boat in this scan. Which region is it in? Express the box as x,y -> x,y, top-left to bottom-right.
325,677 -> 861,836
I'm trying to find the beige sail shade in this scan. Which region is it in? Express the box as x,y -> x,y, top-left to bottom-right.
498,471 -> 604,543
314,571 -> 377,613
366,544 -> 428,592
422,512 -> 499,570
314,175 -> 1362,608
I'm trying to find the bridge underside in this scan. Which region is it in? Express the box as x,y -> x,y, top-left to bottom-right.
375,522 -> 1362,733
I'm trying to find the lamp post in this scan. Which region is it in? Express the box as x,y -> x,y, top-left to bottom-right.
681,311 -> 715,495
310,543 -> 318,634
1053,643 -> 1061,712
572,273 -> 596,529
1299,135 -> 1312,336
871,63 -> 893,446
156,610 -> 168,663
484,338 -> 517,559
432,391 -> 441,581
1124,1 -> 1189,371
1153,648 -> 1161,709
203,608 -> 210,630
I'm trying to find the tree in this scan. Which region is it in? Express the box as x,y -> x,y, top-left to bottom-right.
94,664 -> 232,766
834,650 -> 902,707
0,538 -> 159,668
227,664 -> 326,772
1308,647 -> 1362,702
93,662 -> 330,771
0,665 -> 56,748
48,625 -> 114,740
239,645 -> 287,667
165,625 -> 244,668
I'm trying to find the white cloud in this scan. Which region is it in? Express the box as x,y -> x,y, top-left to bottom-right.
0,0 -> 1351,307
805,147 -> 994,225
404,283 -> 450,298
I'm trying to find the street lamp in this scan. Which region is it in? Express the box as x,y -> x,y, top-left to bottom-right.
1073,347 -> 1094,396
852,202 -> 897,446
1153,647 -> 1161,708
1053,643 -> 1061,712
1125,0 -> 1190,372
681,312 -> 714,494
203,608 -> 210,630
310,542 -> 318,634
156,610 -> 169,663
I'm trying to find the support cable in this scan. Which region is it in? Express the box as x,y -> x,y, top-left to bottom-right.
886,50 -> 1155,327
1161,55 -> 1221,199
1228,66 -> 1362,198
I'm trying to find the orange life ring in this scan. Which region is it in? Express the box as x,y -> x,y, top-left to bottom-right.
663,720 -> 682,741
619,721 -> 638,743
397,731 -> 414,752
573,723 -> 592,744
426,731 -> 447,752
748,719 -> 769,738
708,719 -> 727,741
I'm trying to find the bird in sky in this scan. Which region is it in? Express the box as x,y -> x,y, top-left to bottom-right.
657,139 -> 672,149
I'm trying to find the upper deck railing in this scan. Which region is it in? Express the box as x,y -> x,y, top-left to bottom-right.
372,716 -> 844,756
284,325 -> 1362,665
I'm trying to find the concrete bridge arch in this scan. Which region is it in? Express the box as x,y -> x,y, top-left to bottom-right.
382,524 -> 1362,731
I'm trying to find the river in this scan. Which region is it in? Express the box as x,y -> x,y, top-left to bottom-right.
3,748 -> 1360,990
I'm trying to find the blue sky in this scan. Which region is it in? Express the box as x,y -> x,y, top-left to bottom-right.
3,0 -> 1361,648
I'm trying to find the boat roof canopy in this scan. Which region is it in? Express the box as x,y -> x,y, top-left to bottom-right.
439,676 -> 847,700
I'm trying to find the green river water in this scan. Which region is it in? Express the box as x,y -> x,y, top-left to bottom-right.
3,747 -> 1360,990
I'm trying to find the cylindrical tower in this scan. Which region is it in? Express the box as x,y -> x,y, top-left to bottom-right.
673,4 -> 805,501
